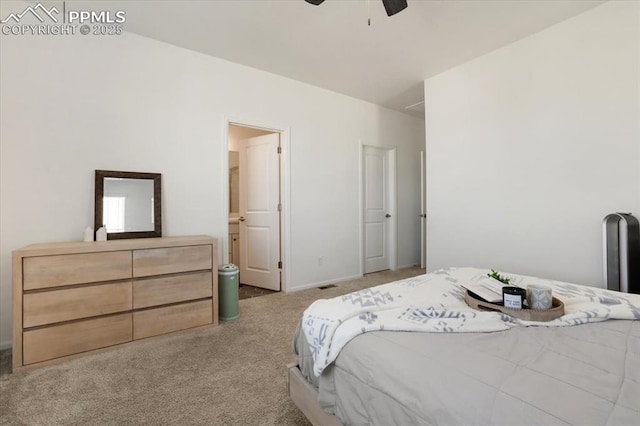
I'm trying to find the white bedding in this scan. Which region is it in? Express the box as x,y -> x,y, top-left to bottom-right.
302,267 -> 640,377
294,319 -> 640,425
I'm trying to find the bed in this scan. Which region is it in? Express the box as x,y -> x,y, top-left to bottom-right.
288,267 -> 640,425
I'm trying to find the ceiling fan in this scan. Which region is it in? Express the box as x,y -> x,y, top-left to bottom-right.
304,0 -> 408,17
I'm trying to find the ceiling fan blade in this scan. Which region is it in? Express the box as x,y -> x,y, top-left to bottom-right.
304,0 -> 326,5
381,0 -> 408,17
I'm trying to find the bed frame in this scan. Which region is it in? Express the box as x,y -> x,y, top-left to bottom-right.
286,362 -> 342,426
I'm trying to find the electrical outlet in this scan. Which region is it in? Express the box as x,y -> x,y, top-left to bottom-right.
318,256 -> 324,267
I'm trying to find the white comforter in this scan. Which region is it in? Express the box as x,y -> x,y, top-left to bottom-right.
302,267 -> 640,376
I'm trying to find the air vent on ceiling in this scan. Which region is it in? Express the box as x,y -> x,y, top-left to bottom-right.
405,101 -> 425,113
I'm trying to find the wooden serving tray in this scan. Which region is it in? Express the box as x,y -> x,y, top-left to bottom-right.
464,290 -> 564,321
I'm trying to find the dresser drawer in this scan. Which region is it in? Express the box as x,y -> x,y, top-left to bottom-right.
133,299 -> 213,339
23,251 -> 132,290
23,313 -> 132,365
133,245 -> 212,277
133,271 -> 212,309
23,281 -> 132,328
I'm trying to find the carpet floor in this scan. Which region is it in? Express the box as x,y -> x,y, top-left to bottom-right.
0,267 -> 424,425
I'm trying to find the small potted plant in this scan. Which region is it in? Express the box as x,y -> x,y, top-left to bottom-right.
488,269 -> 511,284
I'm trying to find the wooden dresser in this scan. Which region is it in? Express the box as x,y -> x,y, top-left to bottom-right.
12,235 -> 218,371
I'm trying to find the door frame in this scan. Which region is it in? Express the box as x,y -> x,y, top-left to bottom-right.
420,150 -> 426,269
359,143 -> 397,274
222,117 -> 291,292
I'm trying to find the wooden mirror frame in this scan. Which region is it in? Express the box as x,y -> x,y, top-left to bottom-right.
94,170 -> 162,240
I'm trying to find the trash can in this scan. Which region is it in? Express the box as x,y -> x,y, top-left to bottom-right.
218,264 -> 240,321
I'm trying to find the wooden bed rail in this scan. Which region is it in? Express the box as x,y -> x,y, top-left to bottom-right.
287,362 -> 343,426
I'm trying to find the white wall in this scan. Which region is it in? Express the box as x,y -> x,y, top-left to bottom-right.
0,2 -> 424,347
424,1 -> 640,287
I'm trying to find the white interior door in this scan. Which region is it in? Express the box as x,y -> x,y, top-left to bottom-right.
239,133 -> 280,291
364,146 -> 391,273
420,150 -> 426,269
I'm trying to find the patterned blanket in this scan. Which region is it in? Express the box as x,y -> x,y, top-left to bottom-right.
302,267 -> 640,376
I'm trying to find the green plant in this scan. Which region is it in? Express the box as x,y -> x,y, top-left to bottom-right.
488,269 -> 511,285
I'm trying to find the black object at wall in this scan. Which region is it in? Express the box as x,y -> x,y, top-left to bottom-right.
603,213 -> 639,294
304,0 -> 408,17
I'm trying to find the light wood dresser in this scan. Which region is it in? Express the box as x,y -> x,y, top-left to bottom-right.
12,235 -> 218,372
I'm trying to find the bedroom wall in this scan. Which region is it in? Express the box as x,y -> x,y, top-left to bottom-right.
424,1 -> 640,287
0,1 -> 425,348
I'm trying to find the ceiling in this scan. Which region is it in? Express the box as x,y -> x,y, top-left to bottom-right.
62,0 -> 605,118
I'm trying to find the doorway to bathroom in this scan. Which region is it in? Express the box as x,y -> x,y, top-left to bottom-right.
227,123 -> 285,293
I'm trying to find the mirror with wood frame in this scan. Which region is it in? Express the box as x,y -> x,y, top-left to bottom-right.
94,170 -> 162,240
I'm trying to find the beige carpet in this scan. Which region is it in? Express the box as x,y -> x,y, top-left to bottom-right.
0,267 -> 424,425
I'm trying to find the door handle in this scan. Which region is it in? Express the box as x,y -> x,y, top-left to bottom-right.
238,216 -> 246,222
420,214 -> 426,218
385,214 -> 391,218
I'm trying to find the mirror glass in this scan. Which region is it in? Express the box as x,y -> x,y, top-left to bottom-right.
103,178 -> 155,232
229,151 -> 239,215
95,170 -> 162,240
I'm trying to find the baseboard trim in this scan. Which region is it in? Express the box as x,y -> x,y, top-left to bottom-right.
285,274 -> 364,293
0,341 -> 12,351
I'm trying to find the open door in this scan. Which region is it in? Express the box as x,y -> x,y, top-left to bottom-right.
238,133 -> 281,291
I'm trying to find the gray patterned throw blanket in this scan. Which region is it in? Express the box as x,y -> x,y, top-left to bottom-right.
302,267 -> 640,376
